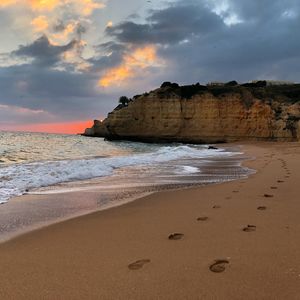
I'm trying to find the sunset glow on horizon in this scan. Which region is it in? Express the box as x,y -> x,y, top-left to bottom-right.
1,120 -> 94,135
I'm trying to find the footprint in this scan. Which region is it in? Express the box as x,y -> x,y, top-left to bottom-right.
264,194 -> 274,198
270,186 -> 277,189
209,259 -> 229,273
197,216 -> 209,221
243,225 -> 256,232
168,233 -> 184,240
277,180 -> 284,183
213,205 -> 221,209
128,259 -> 151,270
257,206 -> 267,210
232,190 -> 239,193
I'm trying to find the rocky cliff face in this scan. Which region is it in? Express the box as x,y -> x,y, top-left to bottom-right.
84,83 -> 300,143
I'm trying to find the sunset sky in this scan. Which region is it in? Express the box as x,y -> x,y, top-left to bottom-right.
0,0 -> 299,133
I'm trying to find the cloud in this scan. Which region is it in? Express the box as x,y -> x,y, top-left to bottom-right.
0,0 -> 106,14
28,0 -> 60,11
0,61 -> 116,123
12,35 -> 78,67
99,45 -> 162,87
0,104 -> 54,125
79,0 -> 106,16
49,21 -> 88,45
105,3 -> 223,45
0,0 -> 16,7
31,15 -> 49,32
106,21 -> 113,28
104,0 -> 300,84
0,0 -> 106,49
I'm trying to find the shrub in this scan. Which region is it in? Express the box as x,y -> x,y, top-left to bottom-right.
118,96 -> 129,106
160,82 -> 179,88
225,80 -> 238,86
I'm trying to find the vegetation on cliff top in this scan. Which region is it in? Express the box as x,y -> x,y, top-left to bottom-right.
115,81 -> 300,114
154,81 -> 300,104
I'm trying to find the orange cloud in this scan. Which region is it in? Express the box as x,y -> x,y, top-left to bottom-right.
106,21 -> 113,28
0,0 -> 16,7
28,0 -> 60,11
0,0 -> 106,14
80,0 -> 105,15
31,15 -> 49,31
99,45 -> 159,87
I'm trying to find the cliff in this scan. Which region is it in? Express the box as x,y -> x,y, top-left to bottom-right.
84,82 -> 300,143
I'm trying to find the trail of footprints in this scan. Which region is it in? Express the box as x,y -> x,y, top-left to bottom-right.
128,156 -> 290,274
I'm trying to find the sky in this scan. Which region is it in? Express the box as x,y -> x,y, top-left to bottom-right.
0,0 -> 299,134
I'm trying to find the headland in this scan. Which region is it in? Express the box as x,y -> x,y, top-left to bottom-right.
84,81 -> 300,143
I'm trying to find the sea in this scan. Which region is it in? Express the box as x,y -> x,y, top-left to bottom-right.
0,131 -> 254,241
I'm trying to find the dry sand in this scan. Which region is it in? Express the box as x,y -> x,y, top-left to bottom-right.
0,143 -> 299,299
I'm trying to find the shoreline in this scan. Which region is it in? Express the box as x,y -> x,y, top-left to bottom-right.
0,145 -> 249,243
0,142 -> 299,299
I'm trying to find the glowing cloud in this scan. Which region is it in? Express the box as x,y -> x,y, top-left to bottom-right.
0,0 -> 106,13
31,15 -> 49,32
106,21 -> 113,28
99,45 -> 160,87
80,0 -> 105,16
0,0 -> 16,7
28,0 -> 60,11
0,0 -> 107,68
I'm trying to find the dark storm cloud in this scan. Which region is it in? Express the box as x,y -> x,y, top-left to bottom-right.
0,34 -> 119,123
88,41 -> 126,73
226,0 -> 300,21
0,63 -> 117,123
105,0 -> 300,84
13,35 -> 78,67
97,41 -> 126,53
106,3 -> 223,44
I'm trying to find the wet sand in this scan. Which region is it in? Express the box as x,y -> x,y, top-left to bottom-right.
0,152 -> 249,242
0,142 -> 299,299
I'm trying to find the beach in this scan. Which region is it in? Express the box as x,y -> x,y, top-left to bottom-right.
0,142 -> 299,299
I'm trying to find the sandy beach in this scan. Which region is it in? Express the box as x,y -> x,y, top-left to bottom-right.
0,142 -> 299,299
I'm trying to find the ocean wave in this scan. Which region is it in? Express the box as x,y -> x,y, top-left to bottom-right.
0,145 -> 234,203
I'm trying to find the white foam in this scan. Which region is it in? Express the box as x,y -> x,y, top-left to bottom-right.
180,166 -> 200,174
0,145 -> 236,203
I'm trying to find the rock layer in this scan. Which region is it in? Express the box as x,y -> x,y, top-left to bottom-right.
84,84 -> 300,143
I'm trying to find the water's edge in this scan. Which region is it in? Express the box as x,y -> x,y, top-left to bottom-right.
0,148 -> 256,244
